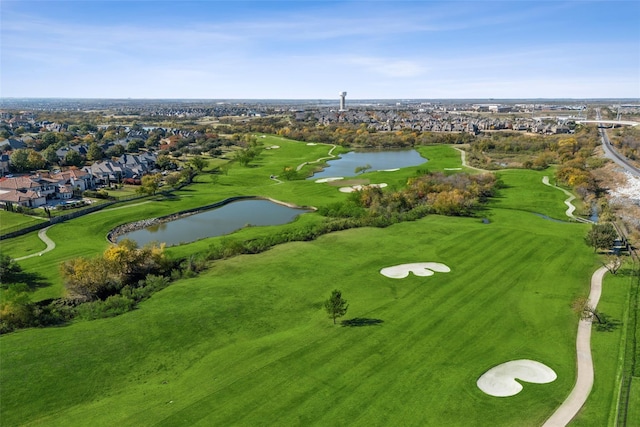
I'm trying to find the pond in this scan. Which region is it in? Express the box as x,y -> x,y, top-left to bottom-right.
116,199 -> 310,247
309,149 -> 426,180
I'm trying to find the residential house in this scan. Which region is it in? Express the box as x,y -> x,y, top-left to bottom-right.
48,168 -> 95,192
0,176 -> 55,208
84,160 -> 125,184
84,152 -> 157,184
0,154 -> 9,177
0,138 -> 27,151
56,144 -> 89,159
0,170 -> 94,208
0,189 -> 46,208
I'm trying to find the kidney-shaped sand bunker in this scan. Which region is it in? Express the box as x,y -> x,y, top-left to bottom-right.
477,359 -> 557,397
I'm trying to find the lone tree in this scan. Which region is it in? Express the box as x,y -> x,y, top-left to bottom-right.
584,223 -> 617,253
603,254 -> 622,275
355,164 -> 372,175
324,289 -> 349,324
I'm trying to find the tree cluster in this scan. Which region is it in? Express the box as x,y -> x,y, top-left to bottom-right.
610,126 -> 640,167
275,125 -> 475,148
60,239 -> 169,300
326,171 -> 499,220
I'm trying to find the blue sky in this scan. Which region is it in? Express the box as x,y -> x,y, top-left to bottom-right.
1,1 -> 639,99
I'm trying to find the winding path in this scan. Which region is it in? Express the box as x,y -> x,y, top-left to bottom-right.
542,176 -> 593,224
540,174 -> 601,425
542,265 -> 608,427
14,226 -> 55,261
453,147 -> 489,172
296,144 -> 338,172
12,200 -> 159,261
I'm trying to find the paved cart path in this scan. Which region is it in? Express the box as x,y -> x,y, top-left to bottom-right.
542,265 -> 608,427
296,144 -> 338,172
14,226 -> 55,261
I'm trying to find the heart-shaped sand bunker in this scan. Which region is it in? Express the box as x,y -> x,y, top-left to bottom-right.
380,262 -> 450,279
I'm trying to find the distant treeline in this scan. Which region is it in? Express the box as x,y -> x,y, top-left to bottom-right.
226,118 -> 476,147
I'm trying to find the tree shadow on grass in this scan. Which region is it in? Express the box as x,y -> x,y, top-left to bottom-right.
159,193 -> 181,200
4,271 -> 50,290
341,318 -> 384,327
594,313 -> 621,332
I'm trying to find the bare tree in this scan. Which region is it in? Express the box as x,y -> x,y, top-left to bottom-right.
603,254 -> 622,275
572,296 -> 602,324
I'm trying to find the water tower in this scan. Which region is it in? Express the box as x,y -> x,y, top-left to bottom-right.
339,91 -> 347,111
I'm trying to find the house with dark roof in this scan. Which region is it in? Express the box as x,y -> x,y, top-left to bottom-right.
0,154 -> 9,177
84,152 -> 157,184
0,138 -> 27,151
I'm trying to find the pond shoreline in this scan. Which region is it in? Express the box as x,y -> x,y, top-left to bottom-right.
107,196 -> 316,244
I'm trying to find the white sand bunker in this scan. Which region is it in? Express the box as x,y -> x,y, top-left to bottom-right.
380,168 -> 400,172
339,183 -> 388,193
380,262 -> 450,279
444,167 -> 462,170
477,360 -> 557,397
306,143 -> 318,146
315,177 -> 344,183
265,145 -> 280,149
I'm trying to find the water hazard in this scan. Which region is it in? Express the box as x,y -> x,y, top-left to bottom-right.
117,199 -> 310,246
309,149 -> 426,179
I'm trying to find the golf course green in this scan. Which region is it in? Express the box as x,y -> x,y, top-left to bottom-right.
0,140 -> 625,426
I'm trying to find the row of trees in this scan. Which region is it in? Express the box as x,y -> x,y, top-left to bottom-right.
9,147 -> 87,171
222,118 -> 476,148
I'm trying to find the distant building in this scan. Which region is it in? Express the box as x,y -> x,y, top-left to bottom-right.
339,92 -> 347,111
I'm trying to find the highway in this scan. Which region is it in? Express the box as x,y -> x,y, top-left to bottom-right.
595,109 -> 640,177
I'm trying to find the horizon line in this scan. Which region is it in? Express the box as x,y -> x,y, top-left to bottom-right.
2,97 -> 639,102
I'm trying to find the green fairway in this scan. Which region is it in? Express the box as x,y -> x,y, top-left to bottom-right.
0,210 -> 47,234
0,142 -> 624,426
1,211 -> 596,426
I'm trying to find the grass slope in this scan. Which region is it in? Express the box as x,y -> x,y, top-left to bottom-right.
0,210 -> 47,234
1,213 -> 595,425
